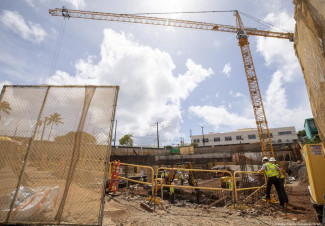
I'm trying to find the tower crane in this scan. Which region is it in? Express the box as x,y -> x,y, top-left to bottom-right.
49,7 -> 294,157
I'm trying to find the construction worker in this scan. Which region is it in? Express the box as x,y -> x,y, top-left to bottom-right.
169,182 -> 175,204
179,173 -> 184,185
275,161 -> 289,206
227,177 -> 232,189
258,157 -> 285,207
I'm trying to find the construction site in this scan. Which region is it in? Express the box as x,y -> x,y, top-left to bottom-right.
0,0 -> 325,225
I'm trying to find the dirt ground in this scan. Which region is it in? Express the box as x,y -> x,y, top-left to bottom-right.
103,180 -> 321,226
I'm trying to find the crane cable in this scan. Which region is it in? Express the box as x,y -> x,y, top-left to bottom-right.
129,10 -> 234,16
238,10 -> 292,33
49,17 -> 67,77
125,10 -> 290,33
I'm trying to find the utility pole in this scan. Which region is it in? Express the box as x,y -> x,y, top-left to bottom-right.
156,122 -> 159,148
114,120 -> 117,146
202,126 -> 205,146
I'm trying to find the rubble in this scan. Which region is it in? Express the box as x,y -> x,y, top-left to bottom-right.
103,176 -> 319,225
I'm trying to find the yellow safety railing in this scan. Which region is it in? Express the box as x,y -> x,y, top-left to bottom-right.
156,167 -> 234,203
233,171 -> 267,201
108,161 -> 155,196
106,162 -> 273,206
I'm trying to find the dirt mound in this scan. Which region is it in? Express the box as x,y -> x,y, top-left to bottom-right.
288,163 -> 307,181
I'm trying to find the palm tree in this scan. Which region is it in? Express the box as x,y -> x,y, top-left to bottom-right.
35,119 -> 43,140
47,113 -> 64,140
0,101 -> 12,121
41,117 -> 49,140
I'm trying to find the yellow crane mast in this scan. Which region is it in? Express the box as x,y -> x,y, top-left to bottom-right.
49,8 -> 294,157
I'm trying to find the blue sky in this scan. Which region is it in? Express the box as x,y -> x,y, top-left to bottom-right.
0,0 -> 312,146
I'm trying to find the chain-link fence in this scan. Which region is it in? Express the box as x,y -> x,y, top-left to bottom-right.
0,85 -> 119,225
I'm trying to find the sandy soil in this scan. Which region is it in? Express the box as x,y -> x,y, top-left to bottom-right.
103,180 -> 320,226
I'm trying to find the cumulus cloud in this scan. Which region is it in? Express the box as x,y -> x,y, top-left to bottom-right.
187,11 -> 311,133
257,11 -> 312,128
229,90 -> 244,98
62,0 -> 86,9
47,29 -> 213,141
0,10 -> 47,43
222,63 -> 232,77
24,0 -> 86,10
188,105 -> 255,131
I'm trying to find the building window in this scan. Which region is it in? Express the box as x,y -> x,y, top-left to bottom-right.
214,137 -> 220,142
203,138 -> 209,143
193,139 -> 200,143
248,134 -> 256,139
309,120 -> 317,130
278,139 -> 282,143
225,136 -> 232,141
270,133 -> 273,138
278,131 -> 292,135
236,135 -> 243,140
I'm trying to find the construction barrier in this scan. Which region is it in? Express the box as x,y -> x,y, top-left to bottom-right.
108,162 -> 155,197
233,171 -> 267,201
0,85 -> 119,226
107,162 -> 274,205
156,167 -> 234,203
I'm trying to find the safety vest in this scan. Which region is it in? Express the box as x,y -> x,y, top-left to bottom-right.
227,178 -> 232,189
170,186 -> 174,195
276,164 -> 285,179
264,162 -> 279,178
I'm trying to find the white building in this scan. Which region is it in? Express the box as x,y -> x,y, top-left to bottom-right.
191,126 -> 298,147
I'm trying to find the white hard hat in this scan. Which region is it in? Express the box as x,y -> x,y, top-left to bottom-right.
269,157 -> 276,162
262,157 -> 269,162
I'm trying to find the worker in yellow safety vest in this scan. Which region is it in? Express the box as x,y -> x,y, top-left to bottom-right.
169,182 -> 175,204
227,178 -> 232,189
275,162 -> 289,206
258,157 -> 285,207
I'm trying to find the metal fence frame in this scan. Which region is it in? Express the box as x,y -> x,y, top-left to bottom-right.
108,162 -> 155,196
233,171 -> 267,201
0,85 -> 119,226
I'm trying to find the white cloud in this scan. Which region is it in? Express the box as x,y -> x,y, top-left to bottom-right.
0,10 -> 47,44
62,0 -> 86,9
264,70 -> 311,128
215,92 -> 219,99
256,11 -> 312,129
229,90 -> 244,98
47,28 -> 213,140
24,0 -> 36,8
222,63 -> 232,77
188,105 -> 255,131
